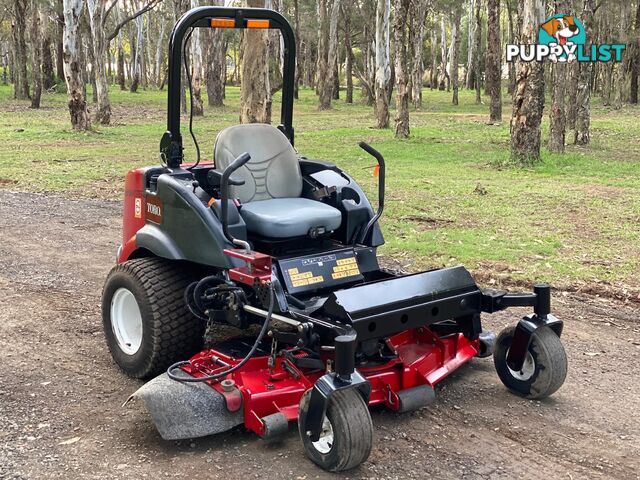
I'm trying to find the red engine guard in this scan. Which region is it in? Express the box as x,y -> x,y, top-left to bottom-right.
181,328 -> 480,437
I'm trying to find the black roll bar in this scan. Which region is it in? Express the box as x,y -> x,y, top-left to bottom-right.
160,7 -> 297,169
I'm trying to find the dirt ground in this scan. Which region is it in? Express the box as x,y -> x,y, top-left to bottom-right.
0,189 -> 638,480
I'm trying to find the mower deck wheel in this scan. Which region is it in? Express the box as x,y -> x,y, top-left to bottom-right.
261,412 -> 289,441
298,388 -> 373,472
493,325 -> 567,399
102,257 -> 204,379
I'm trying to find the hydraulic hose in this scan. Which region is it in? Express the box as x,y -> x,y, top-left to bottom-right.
167,283 -> 274,383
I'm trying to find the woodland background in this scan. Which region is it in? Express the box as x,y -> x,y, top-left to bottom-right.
0,0 -> 639,297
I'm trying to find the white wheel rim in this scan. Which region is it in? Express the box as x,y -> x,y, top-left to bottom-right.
508,351 -> 536,381
110,288 -> 143,355
312,416 -> 334,454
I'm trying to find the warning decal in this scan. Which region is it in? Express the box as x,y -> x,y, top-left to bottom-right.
331,256 -> 360,280
277,249 -> 364,294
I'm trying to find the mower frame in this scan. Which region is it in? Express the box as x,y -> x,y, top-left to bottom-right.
104,6 -> 568,472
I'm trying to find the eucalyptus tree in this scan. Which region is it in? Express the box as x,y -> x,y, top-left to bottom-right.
510,0 -> 545,163
374,0 -> 391,128
62,0 -> 90,130
393,0 -> 410,137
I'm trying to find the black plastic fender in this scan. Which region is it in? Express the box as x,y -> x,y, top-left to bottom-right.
136,224 -> 184,260
506,313 -> 563,371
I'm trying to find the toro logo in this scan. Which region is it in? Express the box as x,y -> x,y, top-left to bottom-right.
134,197 -> 142,219
506,14 -> 625,63
145,195 -> 163,224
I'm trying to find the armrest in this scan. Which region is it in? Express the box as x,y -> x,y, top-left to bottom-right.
207,169 -> 245,187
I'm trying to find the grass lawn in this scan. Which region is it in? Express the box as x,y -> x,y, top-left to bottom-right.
0,84 -> 638,298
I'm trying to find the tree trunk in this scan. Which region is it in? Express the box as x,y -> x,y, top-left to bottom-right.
601,62 -> 613,105
333,57 -> 340,100
466,0 -> 477,89
116,3 -> 126,90
189,0 -> 204,115
241,0 -> 271,123
630,2 -> 640,104
155,20 -> 166,87
375,0 -> 391,128
447,28 -> 454,92
2,53 -> 8,85
8,44 -> 16,85
393,0 -> 410,138
293,0 -> 301,99
612,1 -> 629,110
363,24 -> 376,104
205,20 -> 225,106
56,0 -> 65,81
510,0 -> 545,164
86,25 -> 98,104
12,0 -> 30,100
575,0 -> 596,146
547,0 -> 570,152
62,0 -> 91,130
130,15 -> 144,93
117,44 -> 126,90
343,3 -> 354,104
430,29 -> 438,90
486,0 -> 502,122
474,0 -> 482,104
318,0 -> 341,110
548,62 -> 567,153
87,0 -> 111,124
42,27 -> 55,90
565,61 -> 579,128
451,9 -> 462,106
410,0 -> 427,108
2,54 -> 8,85
505,0 -> 516,94
439,16 -> 448,90
77,17 -> 87,100
30,0 -> 43,108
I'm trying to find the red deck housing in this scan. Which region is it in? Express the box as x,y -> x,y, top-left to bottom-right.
181,328 -> 480,437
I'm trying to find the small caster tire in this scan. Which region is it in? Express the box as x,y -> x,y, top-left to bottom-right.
494,325 -> 567,399
261,412 -> 289,442
298,388 -> 373,472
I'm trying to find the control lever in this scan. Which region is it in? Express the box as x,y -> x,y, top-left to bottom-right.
220,152 -> 251,251
357,142 -> 385,244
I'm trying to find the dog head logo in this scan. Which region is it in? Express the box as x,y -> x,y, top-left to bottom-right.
538,14 -> 586,62
541,16 -> 579,45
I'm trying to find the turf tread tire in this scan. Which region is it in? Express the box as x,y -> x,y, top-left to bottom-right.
494,325 -> 567,399
298,388 -> 373,472
102,258 -> 204,379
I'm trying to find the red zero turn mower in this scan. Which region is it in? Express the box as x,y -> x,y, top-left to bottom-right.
103,6 -> 568,472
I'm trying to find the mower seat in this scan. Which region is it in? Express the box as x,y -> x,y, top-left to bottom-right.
214,124 -> 342,238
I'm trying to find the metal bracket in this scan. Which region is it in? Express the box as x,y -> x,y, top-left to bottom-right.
304,370 -> 371,442
506,313 -> 563,371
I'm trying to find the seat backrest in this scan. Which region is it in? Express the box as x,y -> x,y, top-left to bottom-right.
214,124 -> 302,203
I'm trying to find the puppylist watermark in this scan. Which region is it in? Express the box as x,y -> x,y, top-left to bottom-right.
506,14 -> 625,63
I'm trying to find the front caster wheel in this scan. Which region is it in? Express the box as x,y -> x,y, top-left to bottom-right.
298,388 -> 373,472
494,325 -> 567,399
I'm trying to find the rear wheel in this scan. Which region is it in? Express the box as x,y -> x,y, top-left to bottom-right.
102,258 -> 204,379
493,325 -> 567,399
298,388 -> 373,472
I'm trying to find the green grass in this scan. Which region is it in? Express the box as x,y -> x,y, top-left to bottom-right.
1,84 -> 639,296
